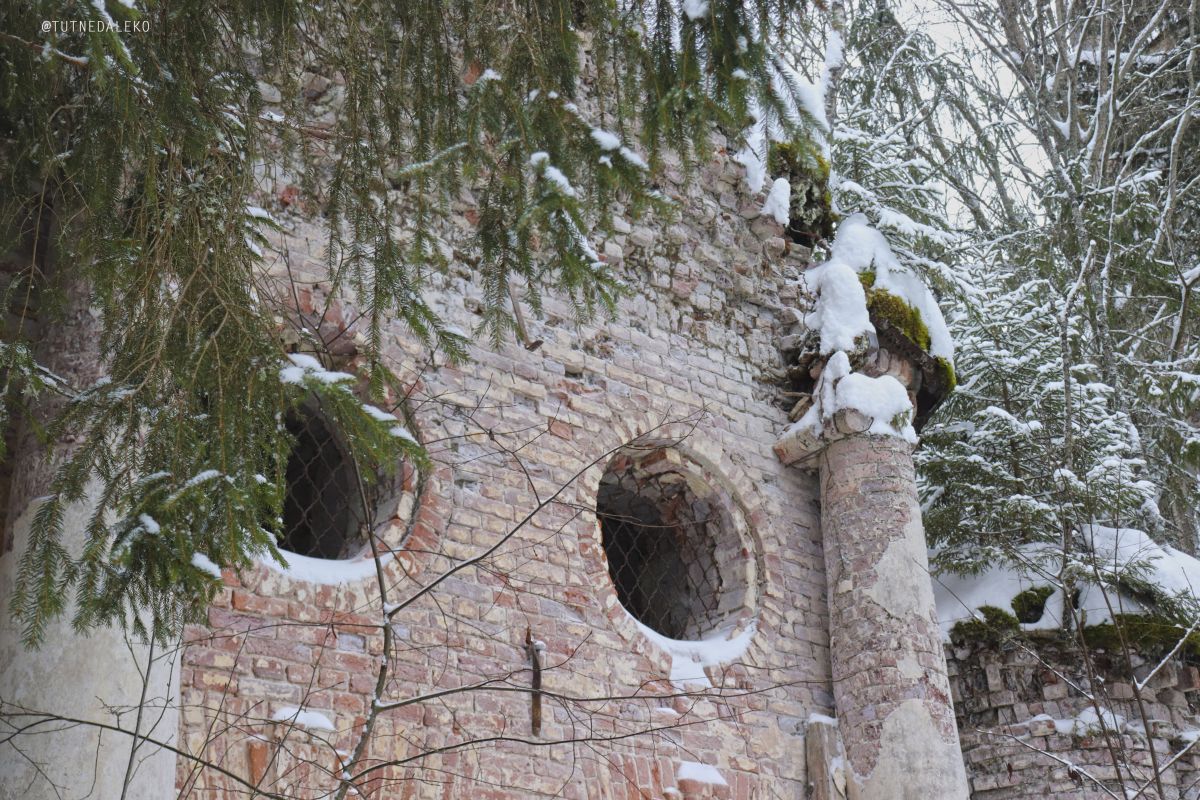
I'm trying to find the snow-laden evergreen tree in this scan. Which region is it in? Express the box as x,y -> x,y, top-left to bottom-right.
0,0 -> 823,645
911,0 -> 1199,583
831,1 -> 960,262
822,0 -> 1008,307
920,272 -> 1160,573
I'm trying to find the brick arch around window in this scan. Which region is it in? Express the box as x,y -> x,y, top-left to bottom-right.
577,418 -> 769,670
230,283 -> 447,604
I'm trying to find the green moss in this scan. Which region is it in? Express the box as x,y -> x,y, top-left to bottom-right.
767,140 -> 835,245
857,281 -> 956,391
1081,615 -> 1200,658
865,287 -> 932,352
768,139 -> 827,179
950,605 -> 1020,646
1011,585 -> 1055,623
934,355 -> 958,392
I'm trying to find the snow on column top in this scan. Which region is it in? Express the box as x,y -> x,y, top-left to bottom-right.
835,372 -> 918,443
782,215 -> 954,446
804,259 -> 873,355
786,351 -> 916,444
827,213 -> 954,360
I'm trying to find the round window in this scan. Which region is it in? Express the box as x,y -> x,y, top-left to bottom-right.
279,405 -> 371,560
596,448 -> 754,641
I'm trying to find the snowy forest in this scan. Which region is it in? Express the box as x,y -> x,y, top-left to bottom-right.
0,0 -> 1198,797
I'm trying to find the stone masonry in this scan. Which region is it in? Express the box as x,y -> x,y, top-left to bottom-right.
949,640 -> 1200,799
0,35 -> 1016,800
0,133 -> 988,798
773,304 -> 970,795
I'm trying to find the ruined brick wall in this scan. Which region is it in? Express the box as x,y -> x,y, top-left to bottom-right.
949,641 -> 1200,799
176,134 -> 834,797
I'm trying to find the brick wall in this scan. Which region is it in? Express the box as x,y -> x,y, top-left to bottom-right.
177,137 -> 833,798
949,639 -> 1200,799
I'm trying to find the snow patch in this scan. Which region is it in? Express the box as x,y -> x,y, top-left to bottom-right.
360,404 -> 419,444
361,404 -> 397,423
827,213 -> 954,360
390,425 -> 418,444
933,563 -> 1052,640
761,178 -> 791,226
260,548 -> 391,585
931,550 -> 1151,641
627,612 -> 755,689
676,760 -> 727,786
184,470 -> 222,489
191,553 -> 223,580
803,262 -> 873,355
681,0 -> 709,20
1083,524 -> 1200,600
732,108 -> 771,194
618,146 -> 648,170
1053,707 -> 1126,736
280,353 -> 355,386
272,706 -> 337,732
530,153 -> 577,197
590,128 -> 621,151
834,373 -> 916,442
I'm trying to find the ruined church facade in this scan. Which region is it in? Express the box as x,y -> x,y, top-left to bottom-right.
0,123 -> 985,799
8,119 -> 1200,799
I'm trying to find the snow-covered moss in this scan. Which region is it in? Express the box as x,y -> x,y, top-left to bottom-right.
787,214 -> 956,448
832,214 -> 953,360
869,286 -> 932,353
767,140 -> 835,245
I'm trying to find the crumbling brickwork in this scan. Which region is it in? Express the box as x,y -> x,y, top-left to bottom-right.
949,642 -> 1200,799
819,432 -> 970,799
175,142 -> 834,798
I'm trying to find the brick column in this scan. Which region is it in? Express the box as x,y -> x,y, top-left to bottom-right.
819,427 -> 968,799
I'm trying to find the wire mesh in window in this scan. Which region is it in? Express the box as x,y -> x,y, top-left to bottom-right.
597,450 -> 747,641
279,406 -> 370,560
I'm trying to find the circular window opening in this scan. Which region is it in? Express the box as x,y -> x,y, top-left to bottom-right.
597,449 -> 753,641
279,405 -> 371,560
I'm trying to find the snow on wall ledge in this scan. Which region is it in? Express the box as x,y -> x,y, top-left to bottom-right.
934,525 -> 1200,642
625,609 -> 756,689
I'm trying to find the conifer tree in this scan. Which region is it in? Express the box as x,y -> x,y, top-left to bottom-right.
0,0 -> 820,645
910,0 -> 1199,581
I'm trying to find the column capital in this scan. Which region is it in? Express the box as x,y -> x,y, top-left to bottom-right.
775,303 -> 954,469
